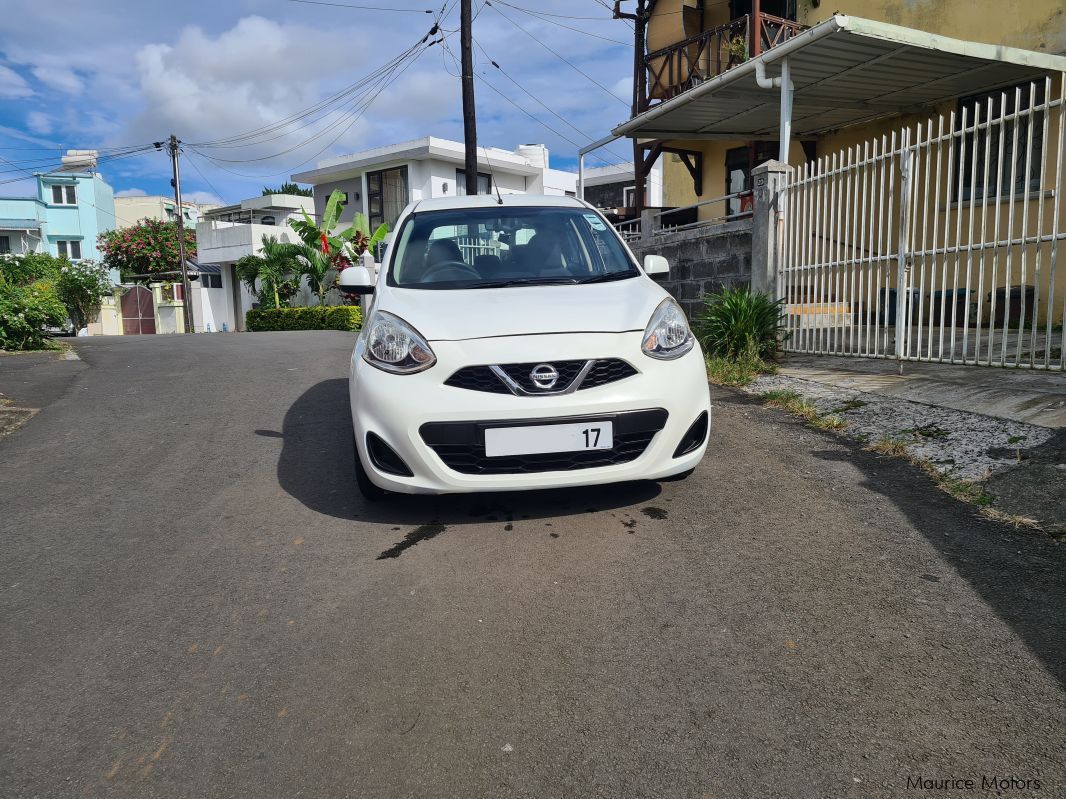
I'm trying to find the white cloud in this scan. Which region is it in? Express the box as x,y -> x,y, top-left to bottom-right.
0,65 -> 32,98
114,187 -> 148,197
182,190 -> 224,205
32,65 -> 84,93
26,111 -> 51,134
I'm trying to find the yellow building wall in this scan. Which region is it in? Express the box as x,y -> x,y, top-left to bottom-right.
798,0 -> 1065,54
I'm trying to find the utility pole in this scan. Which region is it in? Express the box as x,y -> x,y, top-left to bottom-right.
460,0 -> 479,194
167,134 -> 194,333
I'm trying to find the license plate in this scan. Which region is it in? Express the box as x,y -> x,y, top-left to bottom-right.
484,421 -> 614,457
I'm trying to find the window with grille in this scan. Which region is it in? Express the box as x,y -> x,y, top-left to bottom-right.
959,81 -> 1045,202
367,166 -> 409,231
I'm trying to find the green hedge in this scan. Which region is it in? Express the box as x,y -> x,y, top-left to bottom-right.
246,305 -> 362,332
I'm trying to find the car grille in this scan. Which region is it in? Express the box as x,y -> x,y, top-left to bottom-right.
420,409 -> 668,475
444,358 -> 637,395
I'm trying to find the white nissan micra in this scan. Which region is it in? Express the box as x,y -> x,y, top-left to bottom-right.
340,194 -> 710,500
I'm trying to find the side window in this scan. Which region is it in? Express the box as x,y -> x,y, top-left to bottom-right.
66,186 -> 76,204
52,185 -> 63,204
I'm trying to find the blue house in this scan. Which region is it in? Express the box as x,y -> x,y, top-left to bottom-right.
0,153 -> 116,273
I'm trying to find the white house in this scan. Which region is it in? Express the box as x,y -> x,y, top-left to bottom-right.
580,159 -> 663,216
290,137 -> 578,233
193,193 -> 313,332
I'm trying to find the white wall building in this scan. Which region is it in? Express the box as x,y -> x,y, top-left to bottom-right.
291,137 -> 578,234
193,194 -> 313,332
114,195 -> 219,229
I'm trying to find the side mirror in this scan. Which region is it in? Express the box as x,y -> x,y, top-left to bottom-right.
643,254 -> 670,275
338,265 -> 375,294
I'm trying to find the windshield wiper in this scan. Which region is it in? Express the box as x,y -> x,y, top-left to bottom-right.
471,277 -> 579,289
577,271 -> 638,284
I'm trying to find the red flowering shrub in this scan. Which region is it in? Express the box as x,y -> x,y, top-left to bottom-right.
98,219 -> 197,280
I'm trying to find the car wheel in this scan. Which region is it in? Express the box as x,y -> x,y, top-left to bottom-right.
353,437 -> 388,501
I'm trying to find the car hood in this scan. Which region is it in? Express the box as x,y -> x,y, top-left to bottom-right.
380,278 -> 668,341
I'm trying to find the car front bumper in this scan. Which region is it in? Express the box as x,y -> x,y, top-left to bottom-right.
349,332 -> 711,494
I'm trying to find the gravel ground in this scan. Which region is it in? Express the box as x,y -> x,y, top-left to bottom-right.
741,373 -> 1056,482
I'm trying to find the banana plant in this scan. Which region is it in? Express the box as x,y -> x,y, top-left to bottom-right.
288,190 -> 388,269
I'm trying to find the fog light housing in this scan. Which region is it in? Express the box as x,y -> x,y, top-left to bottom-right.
673,411 -> 708,458
366,432 -> 414,477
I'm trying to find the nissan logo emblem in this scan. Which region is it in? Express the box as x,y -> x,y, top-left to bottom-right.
529,363 -> 559,389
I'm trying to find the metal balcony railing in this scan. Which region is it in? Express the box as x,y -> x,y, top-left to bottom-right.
643,12 -> 806,108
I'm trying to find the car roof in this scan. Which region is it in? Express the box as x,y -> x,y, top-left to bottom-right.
411,194 -> 587,213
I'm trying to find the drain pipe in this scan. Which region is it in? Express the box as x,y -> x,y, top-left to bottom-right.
754,57 -> 794,164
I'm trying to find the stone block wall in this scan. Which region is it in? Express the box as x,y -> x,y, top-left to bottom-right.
628,219 -> 753,319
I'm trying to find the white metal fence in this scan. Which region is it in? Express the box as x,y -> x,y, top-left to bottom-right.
780,75 -> 1065,370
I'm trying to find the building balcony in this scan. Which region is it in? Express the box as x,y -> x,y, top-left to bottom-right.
643,12 -> 807,109
195,220 -> 302,264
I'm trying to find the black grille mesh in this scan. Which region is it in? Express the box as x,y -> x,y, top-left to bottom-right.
444,359 -> 637,394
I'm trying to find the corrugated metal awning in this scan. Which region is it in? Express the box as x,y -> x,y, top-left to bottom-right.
613,15 -> 1066,140
0,219 -> 42,230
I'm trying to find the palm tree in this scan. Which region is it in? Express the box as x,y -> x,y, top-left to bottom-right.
234,236 -> 300,309
289,243 -> 335,304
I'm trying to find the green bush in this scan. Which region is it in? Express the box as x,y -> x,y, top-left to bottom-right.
693,285 -> 786,359
56,260 -> 112,332
0,281 -> 67,350
246,305 -> 362,332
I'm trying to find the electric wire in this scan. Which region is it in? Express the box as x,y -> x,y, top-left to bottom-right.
484,1 -> 629,106
491,1 -> 630,45
471,39 -> 632,165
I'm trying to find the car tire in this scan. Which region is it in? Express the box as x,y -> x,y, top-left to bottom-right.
353,438 -> 388,501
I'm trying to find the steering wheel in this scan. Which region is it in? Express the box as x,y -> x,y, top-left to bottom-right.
420,260 -> 480,282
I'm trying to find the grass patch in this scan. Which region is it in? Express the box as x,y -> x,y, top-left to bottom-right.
866,437 -> 911,458
1007,435 -> 1027,444
812,414 -> 847,431
759,389 -> 847,430
705,353 -> 774,387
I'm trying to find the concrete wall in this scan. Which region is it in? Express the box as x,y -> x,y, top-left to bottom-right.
629,219 -> 753,319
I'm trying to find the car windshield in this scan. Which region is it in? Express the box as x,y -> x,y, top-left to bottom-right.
386,206 -> 640,290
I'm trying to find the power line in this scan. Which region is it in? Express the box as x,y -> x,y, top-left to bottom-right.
181,148 -> 229,205
484,1 -> 629,106
187,37 -> 438,178
189,35 -> 430,149
492,1 -> 630,45
442,40 -> 618,169
191,37 -> 434,165
471,39 -> 631,164
281,0 -> 434,12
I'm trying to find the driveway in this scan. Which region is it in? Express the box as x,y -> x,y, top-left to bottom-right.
1,333 -> 1063,798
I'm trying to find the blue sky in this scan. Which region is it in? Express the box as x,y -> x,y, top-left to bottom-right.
0,0 -> 637,204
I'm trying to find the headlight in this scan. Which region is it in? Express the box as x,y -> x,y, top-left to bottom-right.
362,311 -> 436,374
641,298 -> 694,360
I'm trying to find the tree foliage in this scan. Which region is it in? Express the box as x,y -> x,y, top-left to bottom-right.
262,182 -> 312,197
285,190 -> 388,303
235,236 -> 301,309
98,218 -> 197,280
56,260 -> 113,332
0,254 -> 68,350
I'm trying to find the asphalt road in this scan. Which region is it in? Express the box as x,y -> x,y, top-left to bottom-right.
1,333 -> 1063,798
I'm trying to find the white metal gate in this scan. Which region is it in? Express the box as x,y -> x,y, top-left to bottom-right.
780,75 -> 1065,370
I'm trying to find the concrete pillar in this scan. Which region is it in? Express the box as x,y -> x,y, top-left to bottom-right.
639,208 -> 657,241
751,159 -> 791,297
